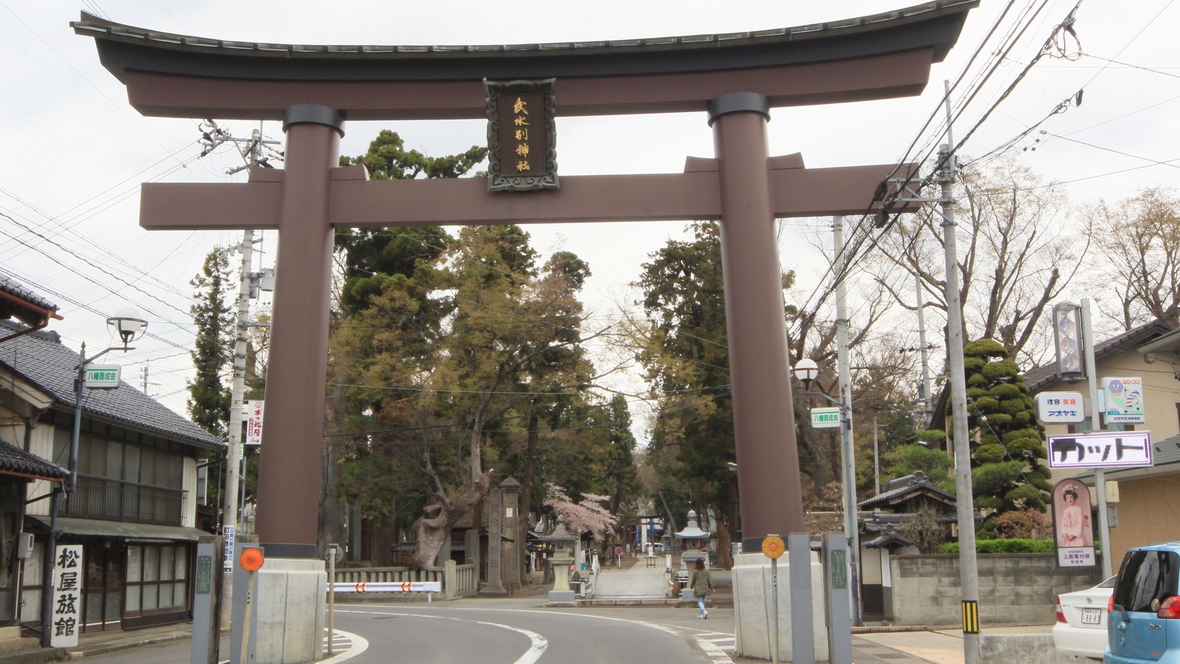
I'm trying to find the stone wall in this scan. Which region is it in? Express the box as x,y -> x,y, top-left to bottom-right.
890,553 -> 1104,626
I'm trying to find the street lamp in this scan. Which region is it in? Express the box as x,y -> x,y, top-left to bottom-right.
44,309 -> 148,646
792,358 -> 820,392
70,309 -> 149,491
791,358 -> 862,625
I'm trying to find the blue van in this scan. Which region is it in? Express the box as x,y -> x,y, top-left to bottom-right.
1108,542 -> 1180,663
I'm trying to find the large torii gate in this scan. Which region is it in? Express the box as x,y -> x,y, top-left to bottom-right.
75,2 -> 974,558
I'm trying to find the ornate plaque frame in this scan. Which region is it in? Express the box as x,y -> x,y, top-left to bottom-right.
485,78 -> 558,192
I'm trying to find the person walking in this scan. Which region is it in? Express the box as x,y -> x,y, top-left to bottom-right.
688,558 -> 713,619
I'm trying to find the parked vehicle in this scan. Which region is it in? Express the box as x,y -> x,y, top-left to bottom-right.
1052,576 -> 1115,660
1107,542 -> 1180,663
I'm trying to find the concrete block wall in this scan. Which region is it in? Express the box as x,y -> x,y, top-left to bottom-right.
890,553 -> 1104,626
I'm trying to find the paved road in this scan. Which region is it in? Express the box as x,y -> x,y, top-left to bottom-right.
333,603 -> 728,663
76,597 -> 1046,664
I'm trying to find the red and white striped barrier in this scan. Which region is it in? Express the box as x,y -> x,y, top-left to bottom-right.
331,581 -> 442,594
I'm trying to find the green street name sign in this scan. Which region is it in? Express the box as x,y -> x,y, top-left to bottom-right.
810,407 -> 841,429
85,364 -> 121,389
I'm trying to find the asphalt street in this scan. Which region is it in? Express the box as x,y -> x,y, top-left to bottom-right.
74,598 -> 965,664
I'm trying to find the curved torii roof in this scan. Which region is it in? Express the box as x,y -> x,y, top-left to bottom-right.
72,1 -> 977,120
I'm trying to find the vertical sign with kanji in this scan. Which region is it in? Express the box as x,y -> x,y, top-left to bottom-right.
485,79 -> 558,192
51,544 -> 82,648
245,400 -> 264,446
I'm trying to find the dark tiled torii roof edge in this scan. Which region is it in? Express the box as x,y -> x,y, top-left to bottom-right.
0,441 -> 68,480
72,1 -> 977,82
0,321 -> 223,451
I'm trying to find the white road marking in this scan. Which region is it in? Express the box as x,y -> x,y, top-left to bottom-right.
448,606 -> 735,663
319,629 -> 369,663
334,609 -> 547,664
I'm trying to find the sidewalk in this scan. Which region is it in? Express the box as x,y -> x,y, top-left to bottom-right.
854,625 -> 1055,664
0,622 -> 195,663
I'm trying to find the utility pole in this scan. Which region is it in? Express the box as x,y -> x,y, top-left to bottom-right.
916,275 -> 933,419
936,83 -> 981,664
882,81 -> 980,663
873,416 -> 880,496
833,215 -> 862,626
199,121 -> 279,626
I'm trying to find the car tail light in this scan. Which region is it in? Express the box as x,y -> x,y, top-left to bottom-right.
1109,596 -> 1114,612
1056,598 -> 1066,623
1159,597 -> 1180,619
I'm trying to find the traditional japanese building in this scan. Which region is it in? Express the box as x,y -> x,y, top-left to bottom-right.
0,318 -> 223,632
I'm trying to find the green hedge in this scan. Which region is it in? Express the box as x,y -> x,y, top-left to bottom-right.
937,539 -> 1056,554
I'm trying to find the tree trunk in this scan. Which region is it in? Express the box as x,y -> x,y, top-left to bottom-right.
414,470 -> 493,569
712,503 -> 734,569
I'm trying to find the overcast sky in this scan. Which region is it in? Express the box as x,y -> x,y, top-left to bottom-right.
1,0 -> 1176,437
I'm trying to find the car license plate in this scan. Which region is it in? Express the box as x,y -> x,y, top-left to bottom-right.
1082,608 -> 1103,624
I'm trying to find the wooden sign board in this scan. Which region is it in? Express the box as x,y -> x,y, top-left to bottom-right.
485,79 -> 558,192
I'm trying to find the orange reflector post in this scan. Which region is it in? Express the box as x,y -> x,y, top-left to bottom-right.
240,547 -> 265,572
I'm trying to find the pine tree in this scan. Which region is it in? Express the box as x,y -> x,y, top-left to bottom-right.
187,247 -> 233,438
957,339 -> 1051,526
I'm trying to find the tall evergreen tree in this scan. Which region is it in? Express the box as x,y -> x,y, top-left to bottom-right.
957,338 -> 1051,527
187,247 -> 233,438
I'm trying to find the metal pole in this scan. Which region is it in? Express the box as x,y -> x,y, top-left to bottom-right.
1081,299 -> 1113,577
833,216 -> 861,626
770,556 -> 780,664
939,79 -> 980,663
327,545 -> 336,656
874,417 -> 880,496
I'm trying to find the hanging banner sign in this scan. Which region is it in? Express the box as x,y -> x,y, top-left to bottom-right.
245,400 -> 264,446
485,78 -> 558,192
1103,377 -> 1145,424
1052,478 -> 1096,568
50,544 -> 83,648
1035,391 -> 1084,423
1047,431 -> 1152,469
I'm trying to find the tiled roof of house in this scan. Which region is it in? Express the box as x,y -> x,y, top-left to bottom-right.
0,320 -> 222,451
859,470 -> 957,510
0,276 -> 60,329
0,441 -> 67,480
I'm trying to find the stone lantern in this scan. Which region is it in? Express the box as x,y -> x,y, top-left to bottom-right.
544,523 -> 577,604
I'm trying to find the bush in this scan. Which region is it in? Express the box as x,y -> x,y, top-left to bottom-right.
994,508 -> 1052,539
937,538 -> 1055,554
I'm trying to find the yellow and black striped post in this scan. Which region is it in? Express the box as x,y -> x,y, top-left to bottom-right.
962,600 -> 980,634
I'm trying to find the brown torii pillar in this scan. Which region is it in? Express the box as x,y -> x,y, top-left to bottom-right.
74,3 -> 974,556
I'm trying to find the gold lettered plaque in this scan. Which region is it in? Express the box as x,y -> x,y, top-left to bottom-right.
485,78 -> 558,191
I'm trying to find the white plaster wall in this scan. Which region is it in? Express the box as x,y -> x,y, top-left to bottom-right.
860,548 -> 883,585
25,425 -> 56,517
182,456 -> 197,527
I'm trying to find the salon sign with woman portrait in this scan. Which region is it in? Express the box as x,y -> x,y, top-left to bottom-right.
1052,478 -> 1096,567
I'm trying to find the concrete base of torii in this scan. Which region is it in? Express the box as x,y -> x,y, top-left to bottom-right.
732,552 -> 830,662
230,548 -> 326,664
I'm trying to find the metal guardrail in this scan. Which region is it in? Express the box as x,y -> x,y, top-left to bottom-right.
332,561 -> 475,599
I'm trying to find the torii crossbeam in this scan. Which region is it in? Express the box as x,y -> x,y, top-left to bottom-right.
76,1 -> 974,557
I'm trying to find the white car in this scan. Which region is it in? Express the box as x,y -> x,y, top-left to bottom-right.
1052,576 -> 1115,660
